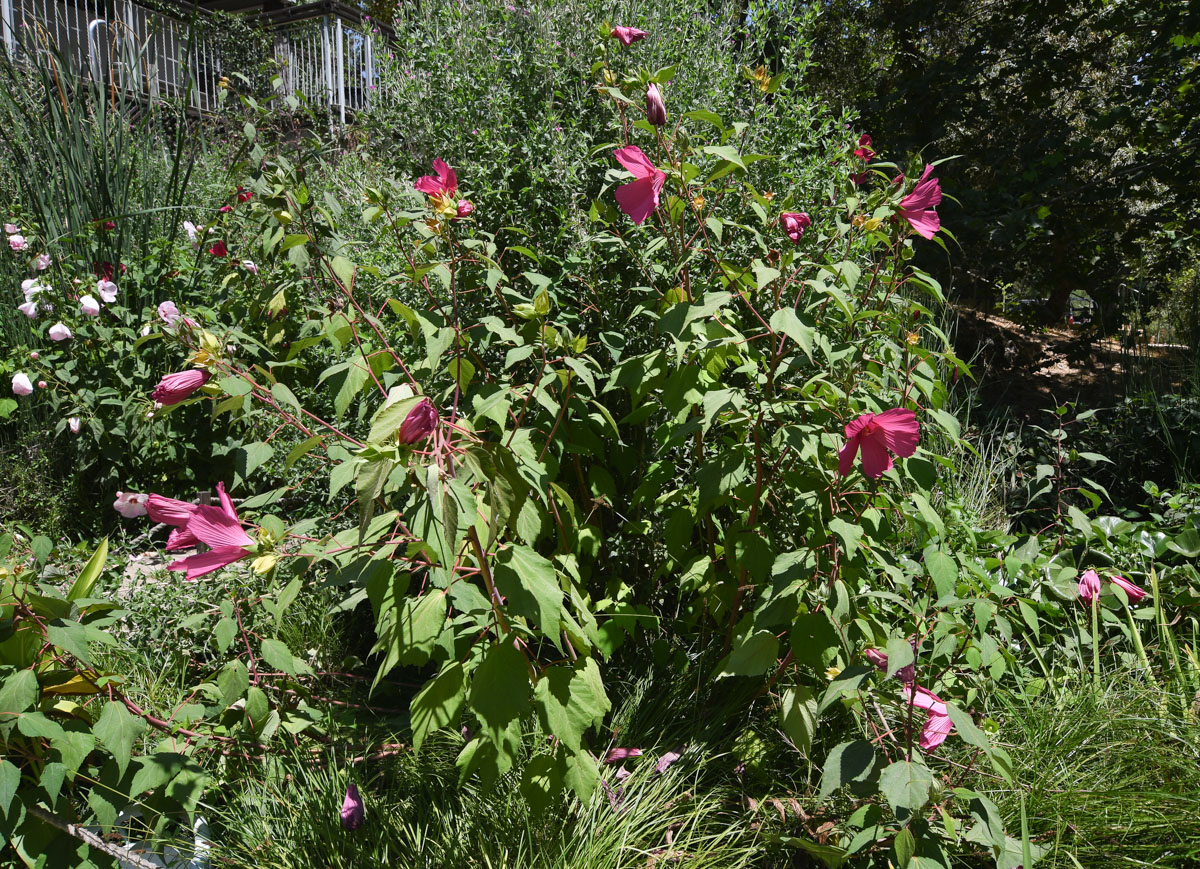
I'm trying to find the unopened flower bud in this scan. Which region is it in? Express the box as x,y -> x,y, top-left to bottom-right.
645,83 -> 667,126
29,351 -> 38,360
37,380 -> 47,389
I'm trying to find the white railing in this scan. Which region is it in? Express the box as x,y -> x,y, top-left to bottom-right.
0,0 -> 391,122
0,0 -> 224,112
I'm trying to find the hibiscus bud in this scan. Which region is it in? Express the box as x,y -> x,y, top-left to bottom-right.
80,295 -> 101,316
1111,574 -> 1147,602
151,369 -> 212,406
11,372 -> 33,395
645,83 -> 667,126
49,322 -> 73,341
242,260 -> 258,274
340,784 -> 364,831
68,416 -> 81,434
398,398 -> 439,445
208,241 -> 228,257
1078,569 -> 1102,603
455,200 -> 474,219
37,380 -> 46,389
29,351 -> 38,360
610,24 -> 648,46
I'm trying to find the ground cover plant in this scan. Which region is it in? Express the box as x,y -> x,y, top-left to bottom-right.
2,2 -> 1199,867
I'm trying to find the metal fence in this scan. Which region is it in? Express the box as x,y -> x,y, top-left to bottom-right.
0,0 -> 224,111
0,0 -> 390,121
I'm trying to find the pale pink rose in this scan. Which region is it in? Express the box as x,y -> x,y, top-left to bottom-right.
80,295 -> 101,316
48,321 -> 72,341
11,372 -> 33,395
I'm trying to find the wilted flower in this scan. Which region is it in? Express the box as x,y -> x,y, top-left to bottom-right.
48,322 -> 72,341
208,241 -> 228,257
34,253 -> 50,271
3,223 -> 17,233
8,234 -> 28,251
612,146 -> 666,226
837,408 -> 920,478
242,260 -> 258,274
113,491 -> 150,518
645,83 -> 667,126
1078,569 -> 1102,603
80,295 -> 101,316
655,746 -> 684,774
218,205 -> 232,214
236,186 -> 253,203
340,784 -> 365,831
779,211 -> 811,244
97,280 -> 118,304
11,372 -> 32,395
864,643 -> 916,684
1111,574 -> 1147,602
183,221 -> 202,248
68,417 -> 81,434
898,164 -> 943,240
610,24 -> 648,45
398,398 -> 439,445
152,369 -> 212,406
603,747 -> 643,763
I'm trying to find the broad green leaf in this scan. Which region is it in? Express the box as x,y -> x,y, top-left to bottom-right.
719,630 -> 779,678
493,545 -> 564,650
0,759 -> 18,817
791,610 -> 841,670
218,659 -> 250,711
818,739 -> 875,802
411,662 -> 466,754
469,641 -> 531,742
879,760 -> 933,814
780,686 -> 818,754
93,701 -> 147,777
369,396 -> 422,444
0,669 -> 39,715
769,308 -> 815,361
534,658 -> 609,752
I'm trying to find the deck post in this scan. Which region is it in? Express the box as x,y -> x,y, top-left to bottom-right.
335,16 -> 344,127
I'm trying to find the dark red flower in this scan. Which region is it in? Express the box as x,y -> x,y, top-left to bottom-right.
208,241 -> 228,257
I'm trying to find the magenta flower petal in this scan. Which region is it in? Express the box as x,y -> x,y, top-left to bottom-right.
899,164 -> 942,240
921,712 -> 954,750
603,748 -> 643,764
165,526 -> 201,551
167,546 -> 251,581
147,494 -> 197,526
615,174 -> 666,226
613,145 -> 655,179
858,436 -> 893,478
655,746 -> 684,774
874,408 -> 920,457
1078,569 -> 1102,603
1111,575 -> 1147,602
610,25 -> 648,46
187,504 -> 254,549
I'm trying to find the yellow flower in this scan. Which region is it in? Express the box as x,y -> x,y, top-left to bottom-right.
753,65 -> 771,92
863,217 -> 883,231
906,331 -> 920,346
825,665 -> 843,681
692,194 -> 705,210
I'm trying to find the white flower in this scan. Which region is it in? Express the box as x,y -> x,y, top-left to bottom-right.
4,223 -> 18,233
17,300 -> 37,318
157,300 -> 181,325
34,253 -> 50,270
97,279 -> 118,304
11,372 -> 33,395
69,416 -> 81,434
112,491 -> 149,518
242,260 -> 258,274
80,295 -> 101,316
48,321 -> 72,341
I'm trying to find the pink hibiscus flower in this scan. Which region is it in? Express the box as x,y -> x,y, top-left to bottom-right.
166,493 -> 255,580
612,146 -> 666,226
899,164 -> 943,240
837,408 -> 920,478
610,25 -> 648,46
903,685 -> 954,751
